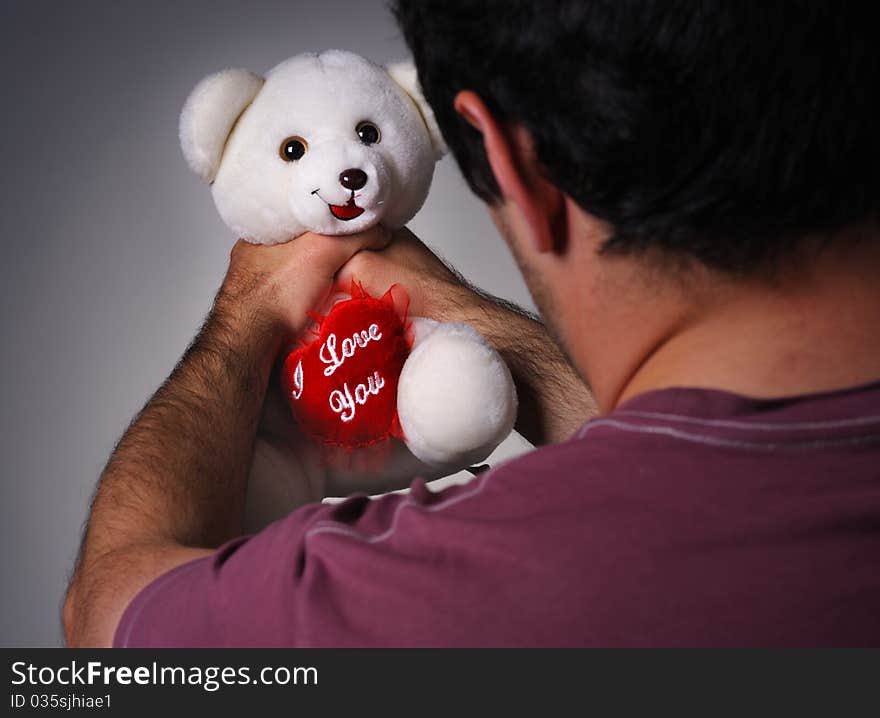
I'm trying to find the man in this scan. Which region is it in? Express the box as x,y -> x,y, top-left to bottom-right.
65,0 -> 880,646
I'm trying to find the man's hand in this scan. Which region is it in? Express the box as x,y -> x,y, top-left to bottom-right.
337,228 -> 597,445
64,228 -> 388,647
219,227 -> 391,339
335,227 -> 470,320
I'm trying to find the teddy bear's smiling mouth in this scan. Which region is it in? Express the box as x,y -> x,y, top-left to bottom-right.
312,189 -> 366,221
328,199 -> 365,221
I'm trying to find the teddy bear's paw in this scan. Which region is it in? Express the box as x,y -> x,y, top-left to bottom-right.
397,322 -> 517,467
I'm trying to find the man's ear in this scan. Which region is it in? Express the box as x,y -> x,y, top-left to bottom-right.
179,69 -> 264,183
454,90 -> 563,254
386,61 -> 447,161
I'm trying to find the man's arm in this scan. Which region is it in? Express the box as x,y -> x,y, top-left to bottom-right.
446,289 -> 597,446
337,228 -> 597,445
64,229 -> 388,647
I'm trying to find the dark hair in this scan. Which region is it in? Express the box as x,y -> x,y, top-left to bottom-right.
392,0 -> 880,272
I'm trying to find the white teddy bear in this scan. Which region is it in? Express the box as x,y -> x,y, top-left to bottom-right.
179,50 -> 517,518
180,50 -> 443,242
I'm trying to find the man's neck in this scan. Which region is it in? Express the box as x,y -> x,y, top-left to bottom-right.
597,229 -> 880,411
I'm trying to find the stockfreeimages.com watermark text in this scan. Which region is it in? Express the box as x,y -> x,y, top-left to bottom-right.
11,660 -> 317,693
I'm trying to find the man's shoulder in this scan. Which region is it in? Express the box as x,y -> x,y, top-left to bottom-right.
493,380 -> 880,506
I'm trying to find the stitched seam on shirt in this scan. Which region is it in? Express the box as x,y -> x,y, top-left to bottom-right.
305,419 -> 879,548
576,418 -> 880,449
615,409 -> 880,431
303,468 -> 498,546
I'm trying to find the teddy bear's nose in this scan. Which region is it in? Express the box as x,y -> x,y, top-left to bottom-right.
339,168 -> 368,191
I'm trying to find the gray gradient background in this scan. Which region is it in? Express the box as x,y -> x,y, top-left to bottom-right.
0,0 -> 534,646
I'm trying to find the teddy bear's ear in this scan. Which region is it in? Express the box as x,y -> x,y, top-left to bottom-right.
386,61 -> 447,162
179,69 -> 265,183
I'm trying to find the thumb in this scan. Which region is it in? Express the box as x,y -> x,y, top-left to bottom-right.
303,225 -> 392,277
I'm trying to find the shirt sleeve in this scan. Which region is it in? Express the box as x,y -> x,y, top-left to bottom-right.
112,478 -> 475,647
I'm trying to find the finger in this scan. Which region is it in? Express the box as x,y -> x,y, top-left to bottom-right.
298,225 -> 391,276
332,227 -> 429,292
334,263 -> 365,295
337,224 -> 393,253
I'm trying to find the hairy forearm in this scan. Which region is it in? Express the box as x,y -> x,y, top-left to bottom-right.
63,231 -> 390,646
333,227 -> 597,443
440,288 -> 597,445
66,293 -> 279,645
87,299 -> 278,554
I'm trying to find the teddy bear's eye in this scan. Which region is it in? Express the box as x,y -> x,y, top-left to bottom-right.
280,136 -> 308,161
356,122 -> 381,146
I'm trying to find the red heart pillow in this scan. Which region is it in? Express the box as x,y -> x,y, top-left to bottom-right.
281,286 -> 410,448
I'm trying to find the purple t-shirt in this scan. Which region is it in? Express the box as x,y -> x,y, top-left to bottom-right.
114,381 -> 880,647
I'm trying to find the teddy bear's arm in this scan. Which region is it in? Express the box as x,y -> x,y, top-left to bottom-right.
397,319 -> 518,468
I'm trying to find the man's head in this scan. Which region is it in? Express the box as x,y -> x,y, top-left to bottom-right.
393,0 -> 880,404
